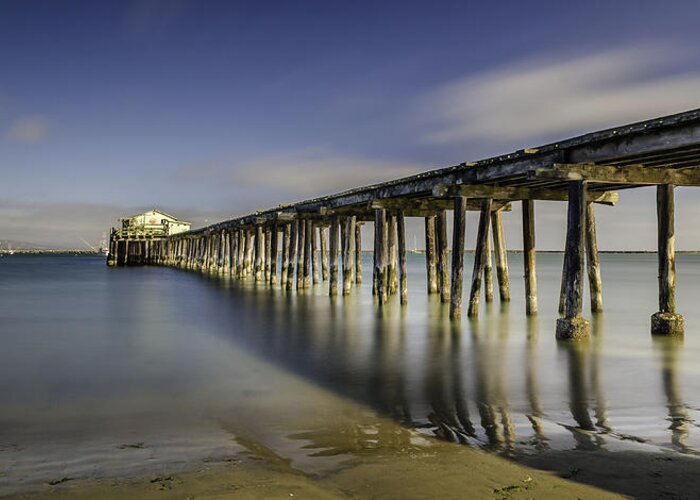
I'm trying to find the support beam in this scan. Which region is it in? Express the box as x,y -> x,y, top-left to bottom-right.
329,216 -> 340,296
343,216 -> 356,295
311,222 -> 319,285
433,183 -> 618,206
270,223 -> 279,285
387,214 -> 398,295
374,209 -> 388,304
296,219 -> 306,290
531,163 -> 700,186
585,202 -> 602,312
397,211 -> 408,305
449,197 -> 467,318
436,210 -> 450,303
281,224 -> 290,286
468,199 -> 492,317
320,226 -> 329,281
255,226 -> 264,281
425,216 -> 438,294
355,222 -> 363,284
652,184 -> 684,335
556,181 -> 590,340
490,210 -> 510,302
264,227 -> 272,283
303,219 -> 312,288
484,223 -> 494,303
286,221 -> 298,290
522,200 -> 538,315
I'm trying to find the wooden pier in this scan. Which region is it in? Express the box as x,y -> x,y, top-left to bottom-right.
109,108 -> 700,338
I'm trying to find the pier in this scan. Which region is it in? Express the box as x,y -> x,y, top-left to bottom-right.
108,108 -> 700,338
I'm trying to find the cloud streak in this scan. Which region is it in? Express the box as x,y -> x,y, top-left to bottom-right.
420,44 -> 700,147
5,115 -> 51,144
176,148 -> 425,201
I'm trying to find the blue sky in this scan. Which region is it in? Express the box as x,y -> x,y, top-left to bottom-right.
3,0 -> 700,248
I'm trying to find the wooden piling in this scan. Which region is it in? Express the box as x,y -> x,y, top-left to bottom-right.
343,216 -> 356,295
303,219 -> 312,288
484,222 -> 494,303
255,225 -> 264,282
329,216 -> 340,296
320,226 -> 329,281
270,223 -> 278,285
585,202 -> 603,312
437,210 -> 450,303
296,219 -> 306,290
556,181 -> 590,340
388,214 -> 398,295
522,200 -> 538,315
468,199 -> 492,317
374,209 -> 388,304
355,222 -> 363,284
311,222 -> 319,285
490,210 -> 511,302
425,216 -> 438,294
264,227 -> 272,283
396,210 -> 408,305
286,221 -> 298,290
281,223 -> 290,286
449,197 -> 467,318
652,184 -> 684,335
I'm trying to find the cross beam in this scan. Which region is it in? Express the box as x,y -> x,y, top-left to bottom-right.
431,183 -> 618,205
529,163 -> 700,186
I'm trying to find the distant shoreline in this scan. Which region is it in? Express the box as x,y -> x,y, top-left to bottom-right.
0,250 -> 102,255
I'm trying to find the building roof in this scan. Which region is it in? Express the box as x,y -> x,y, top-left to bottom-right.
120,208 -> 191,224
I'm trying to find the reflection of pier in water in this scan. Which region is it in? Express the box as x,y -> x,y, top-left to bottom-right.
204,276 -> 698,457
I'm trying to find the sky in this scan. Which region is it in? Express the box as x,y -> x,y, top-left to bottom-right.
3,0 -> 700,249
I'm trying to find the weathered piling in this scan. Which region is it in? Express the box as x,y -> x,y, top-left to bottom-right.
343,216 -> 356,295
355,222 -> 363,284
329,216 -> 340,296
311,222 -> 319,285
374,209 -> 388,304
270,223 -> 279,285
585,202 -> 602,312
468,199 -> 492,317
320,226 -> 329,281
436,210 -> 450,303
652,184 -> 684,335
296,219 -> 306,290
490,210 -> 510,302
281,223 -> 290,285
556,181 -> 590,340
449,197 -> 467,318
522,200 -> 538,315
303,219 -> 312,288
387,214 -> 398,295
264,227 -> 272,282
425,216 -> 438,294
255,225 -> 264,282
287,220 -> 298,290
396,211 -> 408,304
483,223 -> 494,303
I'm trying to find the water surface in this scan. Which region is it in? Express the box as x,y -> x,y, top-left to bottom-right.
1,253 -> 699,495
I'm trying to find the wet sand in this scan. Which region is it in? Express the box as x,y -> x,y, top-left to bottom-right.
10,441 -> 617,500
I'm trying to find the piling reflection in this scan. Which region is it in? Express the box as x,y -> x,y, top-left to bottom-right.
654,336 -> 693,454
201,273 -> 698,461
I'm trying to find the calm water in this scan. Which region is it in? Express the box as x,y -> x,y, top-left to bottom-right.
2,253 -> 700,494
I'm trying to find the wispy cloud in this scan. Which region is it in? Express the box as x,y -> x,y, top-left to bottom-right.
5,115 -> 51,144
420,44 -> 700,147
176,148 -> 424,200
